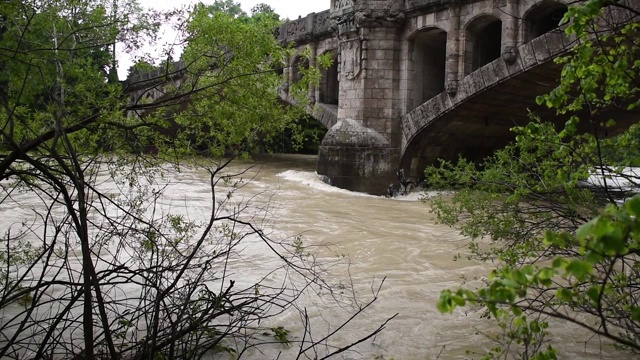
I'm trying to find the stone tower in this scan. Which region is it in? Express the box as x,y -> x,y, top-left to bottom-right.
317,0 -> 405,195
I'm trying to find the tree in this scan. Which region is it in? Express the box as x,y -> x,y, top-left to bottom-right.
250,3 -> 280,23
430,0 -> 640,358
0,0 -> 390,359
127,60 -> 156,78
205,0 -> 246,18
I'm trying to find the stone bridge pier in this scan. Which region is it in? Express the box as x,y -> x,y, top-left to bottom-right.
317,0 -> 405,195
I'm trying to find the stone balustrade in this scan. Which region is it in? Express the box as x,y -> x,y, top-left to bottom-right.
277,10 -> 332,44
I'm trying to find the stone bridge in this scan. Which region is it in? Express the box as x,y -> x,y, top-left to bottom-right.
278,0 -> 636,194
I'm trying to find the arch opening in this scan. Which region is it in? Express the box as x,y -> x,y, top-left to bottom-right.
465,16 -> 502,74
409,28 -> 447,108
262,115 -> 327,154
319,50 -> 339,105
524,3 -> 568,42
291,56 -> 309,84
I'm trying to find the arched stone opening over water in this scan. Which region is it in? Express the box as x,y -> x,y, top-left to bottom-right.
290,55 -> 309,84
409,27 -> 447,108
524,2 -> 569,42
465,15 -> 502,73
318,50 -> 339,105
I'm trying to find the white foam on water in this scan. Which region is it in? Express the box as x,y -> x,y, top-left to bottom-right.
587,167 -> 639,191
390,191 -> 423,201
276,170 -> 379,198
276,170 -> 454,202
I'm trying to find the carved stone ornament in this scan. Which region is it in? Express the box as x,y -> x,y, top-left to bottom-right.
446,79 -> 458,95
331,12 -> 357,35
354,9 -> 405,28
332,0 -> 355,12
313,10 -> 331,33
341,38 -> 362,80
502,46 -> 518,64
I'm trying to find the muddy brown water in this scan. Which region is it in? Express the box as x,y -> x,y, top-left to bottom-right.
0,154 -> 631,359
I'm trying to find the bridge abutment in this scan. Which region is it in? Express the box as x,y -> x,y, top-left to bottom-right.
317,0 -> 404,195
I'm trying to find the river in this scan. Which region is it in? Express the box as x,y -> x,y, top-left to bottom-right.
204,154 -> 625,359
0,154 -> 630,359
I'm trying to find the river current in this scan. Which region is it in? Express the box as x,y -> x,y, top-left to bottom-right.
207,154 -> 625,359
0,154 -> 631,359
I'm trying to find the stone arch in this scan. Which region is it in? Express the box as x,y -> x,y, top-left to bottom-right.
407,26 -> 447,109
291,55 -> 309,84
318,49 -> 338,105
464,15 -> 502,75
523,1 -> 568,42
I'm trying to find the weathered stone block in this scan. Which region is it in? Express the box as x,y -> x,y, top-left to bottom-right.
491,57 -> 510,82
454,71 -> 484,104
480,63 -> 499,87
518,42 -> 538,70
436,92 -> 452,114
378,40 -> 396,49
372,89 -> 385,99
378,59 -> 394,70
545,31 -> 567,56
374,79 -> 393,89
363,98 -> 379,108
435,10 -> 449,21
384,50 -> 397,60
531,36 -> 551,63
369,69 -> 385,78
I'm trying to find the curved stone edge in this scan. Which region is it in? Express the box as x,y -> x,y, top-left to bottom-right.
313,103 -> 338,129
400,30 -> 574,156
321,119 -> 390,147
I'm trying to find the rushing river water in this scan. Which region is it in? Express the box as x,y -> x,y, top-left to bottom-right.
0,154 -> 631,359
208,154 -> 627,359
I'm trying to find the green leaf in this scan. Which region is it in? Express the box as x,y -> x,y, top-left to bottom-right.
537,268 -> 555,281
556,288 -> 572,302
631,306 -> 640,322
625,196 -> 640,217
585,286 -> 600,303
511,305 -> 523,316
437,290 -> 455,313
565,259 -> 593,281
552,257 -> 569,270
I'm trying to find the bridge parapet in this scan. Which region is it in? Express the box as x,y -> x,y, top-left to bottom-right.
404,0 -> 450,12
277,10 -> 332,44
123,60 -> 186,92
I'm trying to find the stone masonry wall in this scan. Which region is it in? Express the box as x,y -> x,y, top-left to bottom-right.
359,26 -> 402,145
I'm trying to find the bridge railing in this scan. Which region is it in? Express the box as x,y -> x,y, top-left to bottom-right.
276,10 -> 331,44
404,0 -> 449,12
123,60 -> 187,91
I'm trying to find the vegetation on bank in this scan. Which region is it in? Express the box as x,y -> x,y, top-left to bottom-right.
430,0 -> 640,358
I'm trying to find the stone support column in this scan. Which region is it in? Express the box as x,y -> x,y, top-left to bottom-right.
317,0 -> 404,195
502,0 -> 519,63
285,54 -> 292,100
445,4 -> 461,95
309,41 -> 317,103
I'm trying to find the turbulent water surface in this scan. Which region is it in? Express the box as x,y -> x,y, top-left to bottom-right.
0,154 -> 631,359
210,155 -> 625,359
